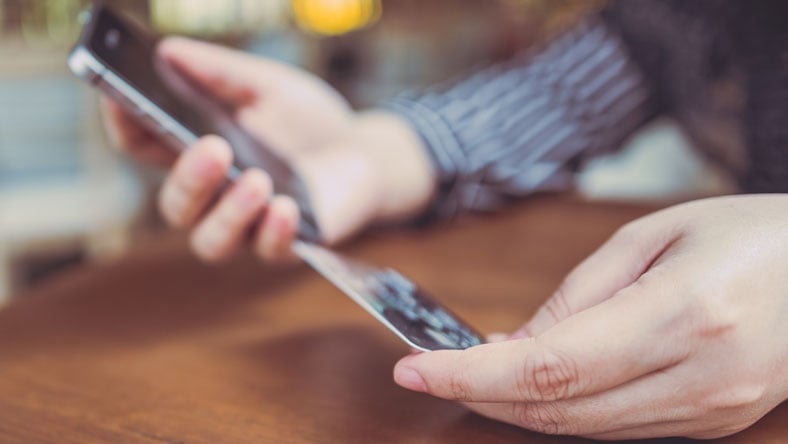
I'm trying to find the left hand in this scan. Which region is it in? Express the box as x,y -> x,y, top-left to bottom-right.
393,195 -> 788,440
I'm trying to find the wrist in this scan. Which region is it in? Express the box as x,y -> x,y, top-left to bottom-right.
352,110 -> 436,224
291,110 -> 435,244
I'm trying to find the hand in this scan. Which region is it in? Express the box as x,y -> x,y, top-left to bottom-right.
103,37 -> 434,262
393,195 -> 788,440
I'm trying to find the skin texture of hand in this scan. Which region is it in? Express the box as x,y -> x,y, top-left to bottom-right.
103,37 -> 434,262
393,194 -> 788,440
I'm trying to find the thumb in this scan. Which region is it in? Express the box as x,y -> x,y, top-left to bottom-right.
156,37 -> 289,106
515,210 -> 682,338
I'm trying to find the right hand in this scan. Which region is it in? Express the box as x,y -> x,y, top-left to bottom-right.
103,37 -> 434,262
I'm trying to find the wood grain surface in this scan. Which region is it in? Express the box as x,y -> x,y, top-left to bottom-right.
0,197 -> 785,443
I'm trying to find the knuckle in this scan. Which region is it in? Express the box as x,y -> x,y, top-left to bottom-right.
541,285 -> 574,324
445,372 -> 472,401
698,384 -> 766,413
611,220 -> 641,246
517,345 -> 581,401
512,403 -> 569,435
681,288 -> 741,340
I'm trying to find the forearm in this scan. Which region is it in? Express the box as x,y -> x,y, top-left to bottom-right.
353,110 -> 437,224
384,15 -> 660,220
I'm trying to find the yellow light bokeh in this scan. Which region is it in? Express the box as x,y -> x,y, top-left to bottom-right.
291,0 -> 381,36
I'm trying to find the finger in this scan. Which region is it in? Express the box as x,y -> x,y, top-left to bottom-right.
190,169 -> 272,262
157,37 -> 290,105
159,135 -> 232,228
254,195 -> 299,262
462,365 -> 691,437
515,211 -> 683,338
101,97 -> 177,166
393,274 -> 691,403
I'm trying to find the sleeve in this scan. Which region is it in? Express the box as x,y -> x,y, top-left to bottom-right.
383,15 -> 661,221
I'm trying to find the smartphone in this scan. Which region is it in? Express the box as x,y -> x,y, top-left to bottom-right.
69,5 -> 485,351
68,4 -> 320,241
294,241 -> 484,351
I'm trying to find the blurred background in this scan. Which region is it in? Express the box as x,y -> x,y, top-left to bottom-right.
0,0 -> 733,304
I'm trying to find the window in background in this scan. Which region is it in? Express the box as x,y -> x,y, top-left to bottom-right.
0,0 -> 142,303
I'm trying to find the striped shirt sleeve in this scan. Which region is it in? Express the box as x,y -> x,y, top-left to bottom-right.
383,16 -> 659,221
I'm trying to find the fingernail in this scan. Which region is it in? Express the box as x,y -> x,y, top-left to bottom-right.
394,366 -> 426,392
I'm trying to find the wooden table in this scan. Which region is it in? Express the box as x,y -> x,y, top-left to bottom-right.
0,197 -> 785,443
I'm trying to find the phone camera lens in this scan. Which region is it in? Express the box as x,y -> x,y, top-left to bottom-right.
105,29 -> 121,49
